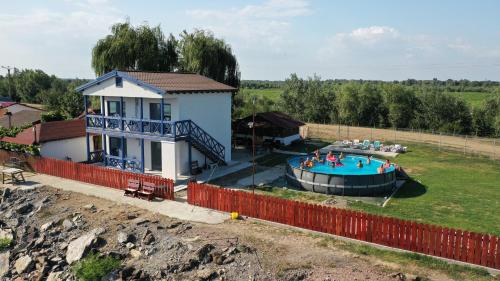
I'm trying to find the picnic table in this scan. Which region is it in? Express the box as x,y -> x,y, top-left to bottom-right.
2,168 -> 26,184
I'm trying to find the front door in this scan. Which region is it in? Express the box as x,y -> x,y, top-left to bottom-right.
151,141 -> 162,171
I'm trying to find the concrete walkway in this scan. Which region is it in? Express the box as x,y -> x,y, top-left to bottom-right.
4,172 -> 228,225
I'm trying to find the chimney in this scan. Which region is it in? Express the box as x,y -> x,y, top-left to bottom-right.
6,111 -> 12,129
32,123 -> 37,144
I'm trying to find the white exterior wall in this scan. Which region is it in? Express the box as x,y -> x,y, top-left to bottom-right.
40,137 -> 94,162
83,79 -> 162,99
175,93 -> 232,163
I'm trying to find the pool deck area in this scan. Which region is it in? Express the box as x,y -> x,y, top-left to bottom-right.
320,144 -> 400,158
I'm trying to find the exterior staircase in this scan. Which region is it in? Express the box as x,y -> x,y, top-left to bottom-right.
176,120 -> 226,166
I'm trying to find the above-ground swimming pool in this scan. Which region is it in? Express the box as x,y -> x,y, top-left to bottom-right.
286,154 -> 396,196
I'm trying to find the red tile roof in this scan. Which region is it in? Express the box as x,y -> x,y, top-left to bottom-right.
0,110 -> 43,127
1,119 -> 86,145
123,71 -> 237,93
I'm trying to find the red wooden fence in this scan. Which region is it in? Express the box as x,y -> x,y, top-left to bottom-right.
35,158 -> 175,200
187,182 -> 500,269
0,150 -> 174,200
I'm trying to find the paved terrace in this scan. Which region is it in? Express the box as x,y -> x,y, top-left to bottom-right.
1,172 -> 228,225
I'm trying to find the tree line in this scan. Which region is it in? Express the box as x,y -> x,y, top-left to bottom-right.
0,70 -> 85,119
278,75 -> 500,137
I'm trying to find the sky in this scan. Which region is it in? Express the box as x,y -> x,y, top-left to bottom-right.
1,0 -> 500,81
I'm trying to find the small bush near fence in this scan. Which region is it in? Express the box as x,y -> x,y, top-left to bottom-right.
187,182 -> 500,270
0,150 -> 174,200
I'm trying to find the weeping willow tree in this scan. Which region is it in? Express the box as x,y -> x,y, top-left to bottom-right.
91,22 -> 178,76
178,29 -> 240,88
91,23 -> 240,89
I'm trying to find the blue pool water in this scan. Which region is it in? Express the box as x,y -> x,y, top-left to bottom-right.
288,154 -> 395,176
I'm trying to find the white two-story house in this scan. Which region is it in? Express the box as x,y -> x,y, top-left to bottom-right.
76,70 -> 236,181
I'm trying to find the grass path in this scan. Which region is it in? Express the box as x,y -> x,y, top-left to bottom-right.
349,143 -> 500,235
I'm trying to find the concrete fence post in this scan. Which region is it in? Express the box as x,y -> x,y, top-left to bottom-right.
493,139 -> 496,160
439,132 -> 442,151
464,135 -> 467,155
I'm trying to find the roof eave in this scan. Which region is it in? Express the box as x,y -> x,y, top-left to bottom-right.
166,88 -> 238,94
75,70 -> 166,95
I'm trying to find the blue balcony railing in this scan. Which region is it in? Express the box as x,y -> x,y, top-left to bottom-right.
86,114 -> 189,139
86,114 -> 225,165
105,155 -> 142,173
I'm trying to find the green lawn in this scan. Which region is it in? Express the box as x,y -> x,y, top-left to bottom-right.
349,143 -> 500,235
241,88 -> 282,101
446,91 -> 496,108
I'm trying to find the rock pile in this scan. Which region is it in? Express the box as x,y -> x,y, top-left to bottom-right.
0,186 -> 269,280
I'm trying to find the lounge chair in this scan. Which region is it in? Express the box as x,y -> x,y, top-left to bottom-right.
373,141 -> 381,150
361,140 -> 371,149
138,181 -> 155,201
124,179 -> 140,197
342,140 -> 352,146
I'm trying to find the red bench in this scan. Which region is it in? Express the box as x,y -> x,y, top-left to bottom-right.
137,181 -> 155,201
124,179 -> 140,197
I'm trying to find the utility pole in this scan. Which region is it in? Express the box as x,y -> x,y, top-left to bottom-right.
1,66 -> 14,101
251,96 -> 256,194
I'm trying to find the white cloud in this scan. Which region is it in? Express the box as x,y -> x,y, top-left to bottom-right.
348,26 -> 400,43
186,0 -> 311,52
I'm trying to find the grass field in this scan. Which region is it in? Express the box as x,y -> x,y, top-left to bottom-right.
241,88 -> 282,101
446,91 -> 496,108
242,88 -> 496,108
348,143 -> 500,235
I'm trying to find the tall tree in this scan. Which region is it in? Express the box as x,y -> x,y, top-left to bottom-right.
178,29 -> 240,88
91,22 -> 178,76
13,69 -> 52,103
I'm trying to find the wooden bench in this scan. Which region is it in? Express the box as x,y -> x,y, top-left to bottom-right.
137,182 -> 155,201
124,179 -> 140,197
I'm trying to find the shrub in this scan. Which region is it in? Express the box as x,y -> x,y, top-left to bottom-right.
72,253 -> 121,281
0,238 -> 12,251
41,111 -> 66,122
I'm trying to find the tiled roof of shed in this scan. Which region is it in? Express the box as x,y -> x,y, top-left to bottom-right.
1,119 -> 86,145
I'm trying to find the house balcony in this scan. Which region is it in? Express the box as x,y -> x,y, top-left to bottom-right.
85,114 -> 191,141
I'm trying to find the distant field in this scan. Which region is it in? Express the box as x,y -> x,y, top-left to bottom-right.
241,89 -> 496,108
241,88 -> 282,101
445,91 -> 495,108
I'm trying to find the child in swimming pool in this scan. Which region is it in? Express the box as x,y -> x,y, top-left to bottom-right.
378,164 -> 385,174
357,160 -> 363,168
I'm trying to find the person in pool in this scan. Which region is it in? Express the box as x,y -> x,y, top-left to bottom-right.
313,149 -> 324,163
378,164 -> 385,174
339,152 -> 345,160
357,160 -> 363,168
326,151 -> 336,163
384,159 -> 392,169
366,156 -> 371,165
305,157 -> 314,168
